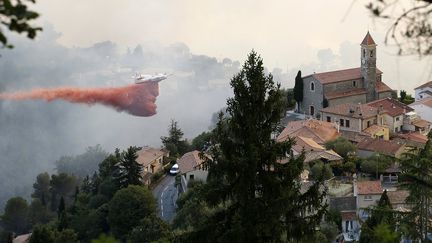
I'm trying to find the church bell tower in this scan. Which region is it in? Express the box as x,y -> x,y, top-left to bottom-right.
361,31 -> 377,102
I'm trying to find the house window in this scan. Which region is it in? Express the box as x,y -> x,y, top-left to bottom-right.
395,127 -> 399,132
353,81 -> 357,87
189,174 -> 194,180
367,121 -> 371,128
310,82 -> 315,91
346,119 -> 350,128
310,106 -> 315,116
364,195 -> 372,201
396,117 -> 400,121
340,119 -> 344,127
420,95 -> 423,99
326,116 -> 331,122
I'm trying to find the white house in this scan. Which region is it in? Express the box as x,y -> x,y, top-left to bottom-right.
178,150 -> 208,193
410,98 -> 432,123
415,81 -> 432,101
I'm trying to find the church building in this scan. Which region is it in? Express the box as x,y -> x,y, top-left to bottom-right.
299,32 -> 394,117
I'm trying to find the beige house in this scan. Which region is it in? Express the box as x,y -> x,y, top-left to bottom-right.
320,103 -> 385,134
277,119 -> 341,145
354,180 -> 383,220
356,137 -> 406,158
136,147 -> 169,184
367,97 -> 414,134
387,190 -> 410,212
178,150 -> 208,192
291,136 -> 342,164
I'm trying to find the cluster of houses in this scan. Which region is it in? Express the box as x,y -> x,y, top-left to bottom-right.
126,32 -> 430,242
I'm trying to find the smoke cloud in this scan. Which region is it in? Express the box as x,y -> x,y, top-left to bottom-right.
0,82 -> 160,117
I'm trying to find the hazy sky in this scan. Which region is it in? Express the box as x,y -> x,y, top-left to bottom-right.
33,0 -> 431,92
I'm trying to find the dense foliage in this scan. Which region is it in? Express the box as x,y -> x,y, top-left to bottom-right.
178,51 -> 327,242
0,0 -> 42,48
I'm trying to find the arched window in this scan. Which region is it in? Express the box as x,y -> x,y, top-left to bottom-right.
370,50 -> 374,57
310,82 -> 315,91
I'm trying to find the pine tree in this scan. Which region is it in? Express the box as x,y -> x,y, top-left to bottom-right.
161,120 -> 189,157
186,51 -> 326,242
115,146 -> 143,188
293,70 -> 303,112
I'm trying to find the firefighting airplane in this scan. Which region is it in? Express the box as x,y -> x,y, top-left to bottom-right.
133,73 -> 170,84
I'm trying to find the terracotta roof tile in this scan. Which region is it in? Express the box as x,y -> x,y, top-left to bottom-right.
415,81 -> 432,90
367,97 -> 413,117
411,118 -> 431,128
394,132 -> 428,144
363,125 -> 387,135
357,138 -> 405,155
361,32 -> 377,45
325,88 -> 367,100
410,97 -> 432,108
321,103 -> 379,119
357,180 -> 382,195
310,67 -> 382,84
136,147 -> 166,167
277,119 -> 340,144
178,150 -> 205,174
376,81 -> 393,93
387,190 -> 409,205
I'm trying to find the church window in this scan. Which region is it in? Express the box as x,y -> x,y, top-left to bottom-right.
363,49 -> 366,58
310,82 -> 315,91
310,106 -> 315,116
370,50 -> 374,57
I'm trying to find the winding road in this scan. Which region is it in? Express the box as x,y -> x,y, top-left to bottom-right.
152,175 -> 178,222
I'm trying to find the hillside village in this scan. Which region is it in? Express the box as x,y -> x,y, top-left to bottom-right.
4,32 -> 432,243
134,32 -> 432,242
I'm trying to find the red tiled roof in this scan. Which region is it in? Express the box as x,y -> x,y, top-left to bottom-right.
363,125 -> 387,135
321,103 -> 379,119
376,81 -> 393,93
412,118 -> 431,128
357,137 -> 405,155
341,211 -> 357,221
415,81 -> 432,90
310,67 -> 383,84
367,97 -> 413,117
277,119 -> 340,144
361,32 -> 376,45
357,180 -> 382,195
325,88 -> 367,100
136,147 -> 166,167
178,150 -> 205,174
395,132 -> 428,144
387,190 -> 409,205
312,68 -> 361,84
410,97 -> 432,108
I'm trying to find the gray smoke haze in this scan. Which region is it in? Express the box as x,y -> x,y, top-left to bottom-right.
0,24 -> 242,208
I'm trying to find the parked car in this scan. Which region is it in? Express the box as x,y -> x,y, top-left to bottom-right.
169,164 -> 179,175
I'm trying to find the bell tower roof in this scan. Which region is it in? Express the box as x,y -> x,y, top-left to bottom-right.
361,31 -> 376,46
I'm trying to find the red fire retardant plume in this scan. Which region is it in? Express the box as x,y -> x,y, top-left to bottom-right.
0,81 -> 160,117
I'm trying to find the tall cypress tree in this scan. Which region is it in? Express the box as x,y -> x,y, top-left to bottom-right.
293,70 -> 303,112
185,51 -> 326,242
